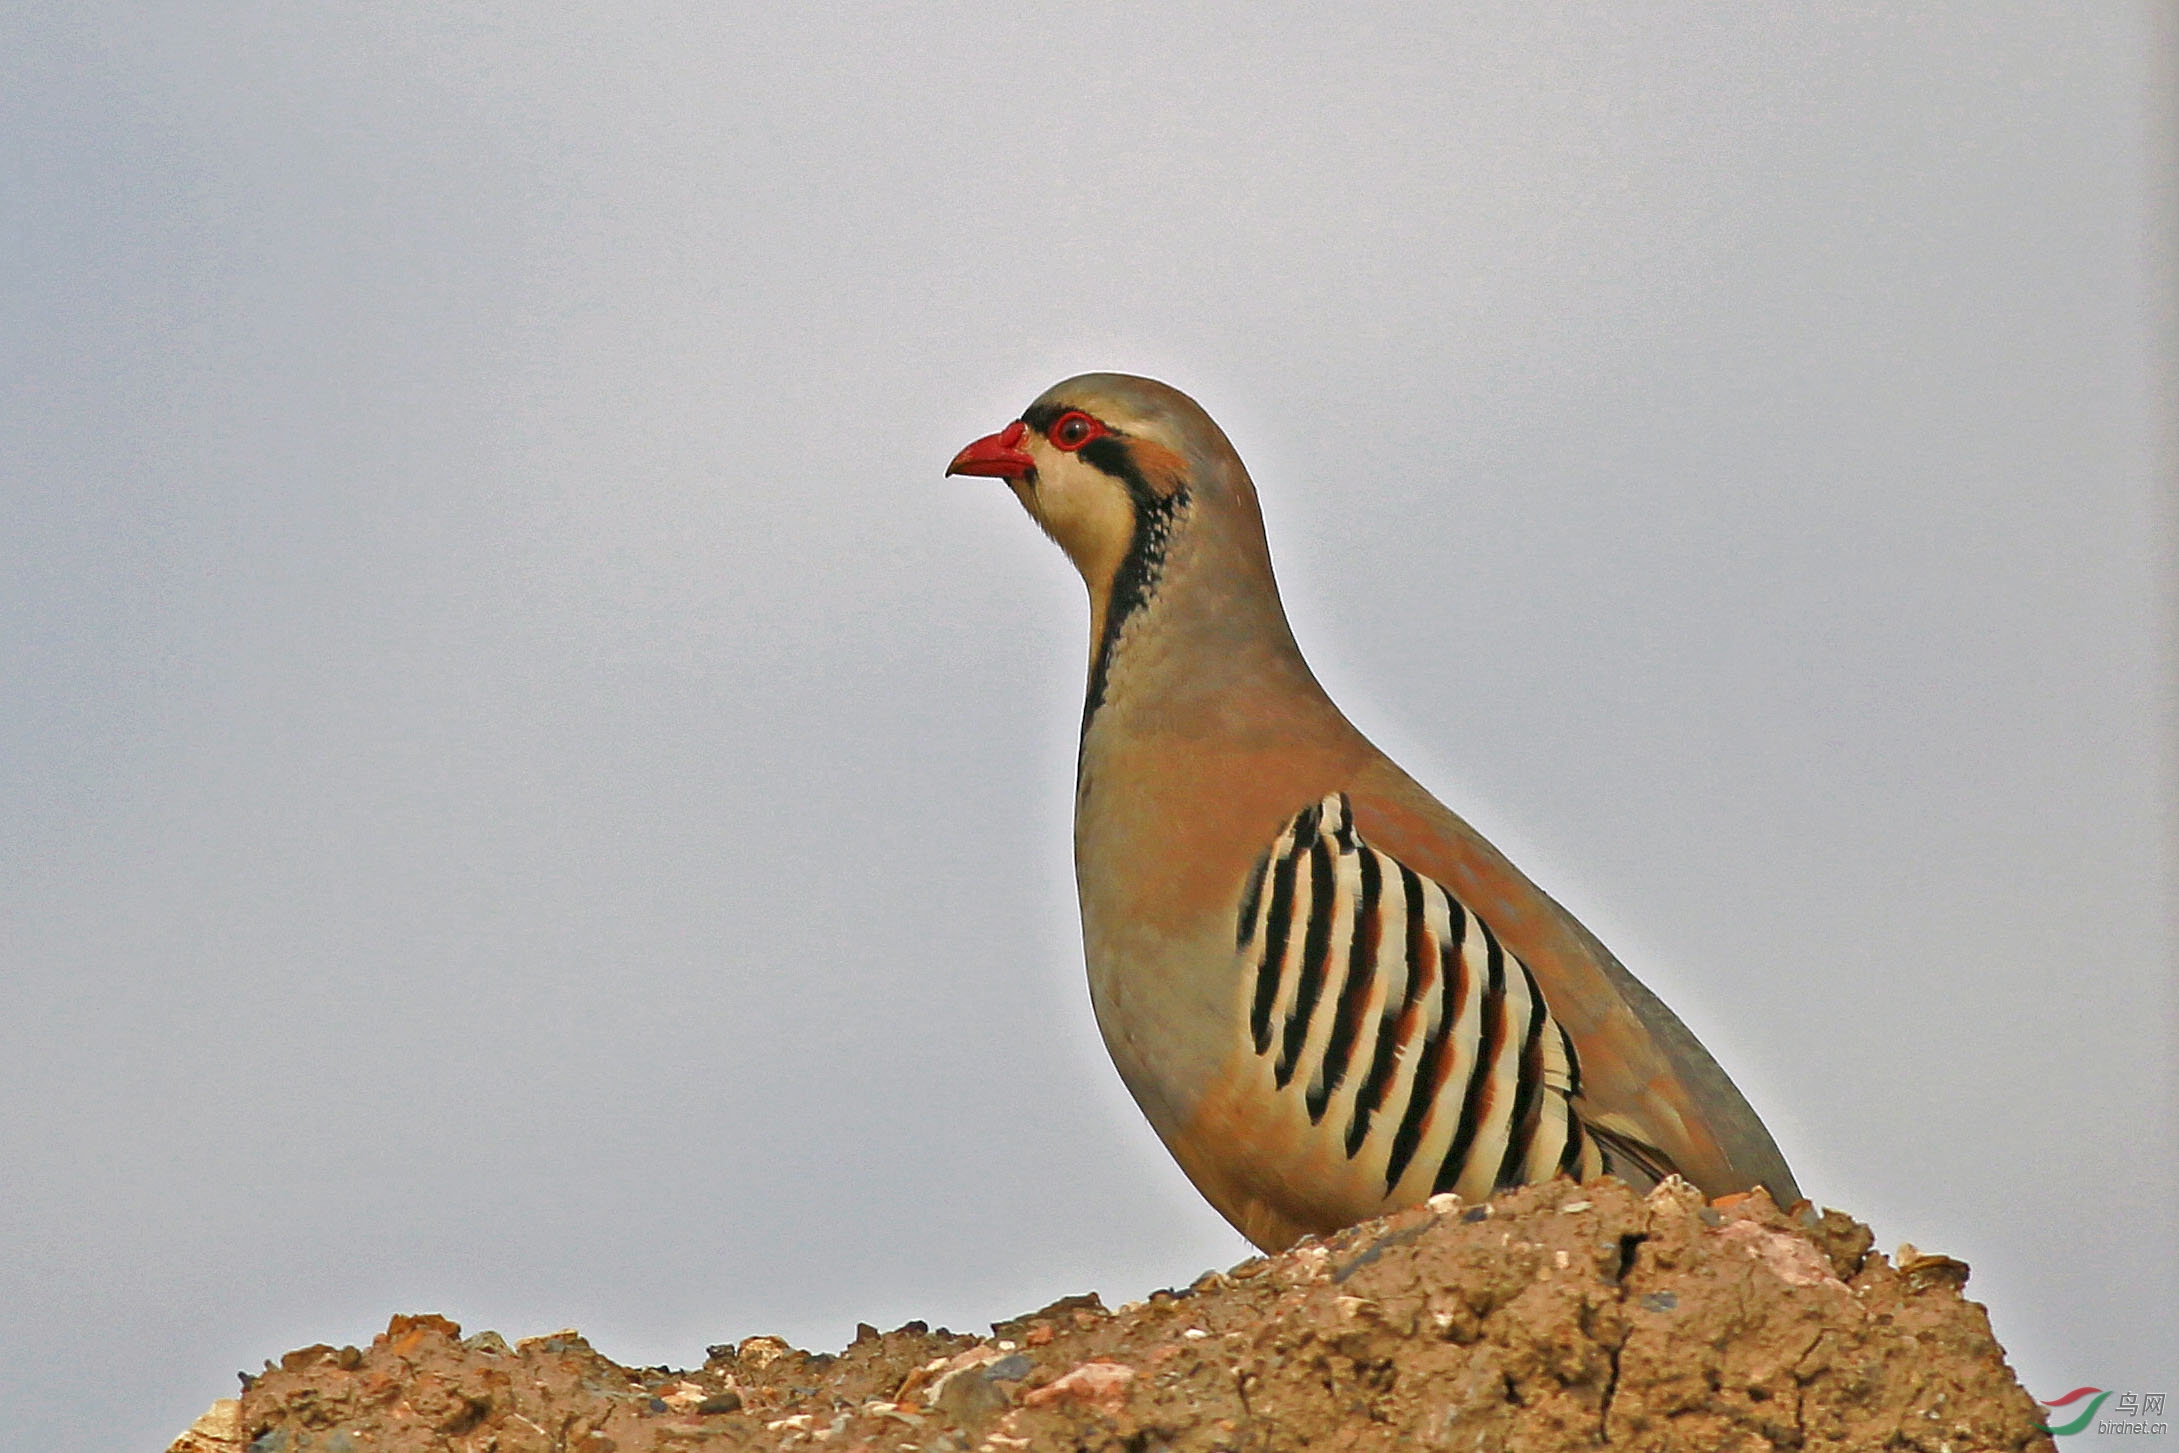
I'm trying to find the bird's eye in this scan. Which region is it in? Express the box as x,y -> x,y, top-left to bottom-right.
1048,411 -> 1102,452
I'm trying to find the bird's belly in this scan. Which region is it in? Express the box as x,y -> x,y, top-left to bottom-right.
1083,954 -> 1396,1250
1167,1052 -> 1415,1248
1092,792 -> 1608,1251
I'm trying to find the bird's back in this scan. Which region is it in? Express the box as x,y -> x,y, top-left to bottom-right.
1076,689 -> 1799,1250
1342,753 -> 1801,1206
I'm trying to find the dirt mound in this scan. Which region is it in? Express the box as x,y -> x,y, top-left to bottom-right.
173,1177 -> 2052,1452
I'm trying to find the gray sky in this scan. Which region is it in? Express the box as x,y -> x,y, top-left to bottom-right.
4,6 -> 2173,1449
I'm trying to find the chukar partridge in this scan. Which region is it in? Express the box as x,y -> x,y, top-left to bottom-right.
948,373 -> 1799,1252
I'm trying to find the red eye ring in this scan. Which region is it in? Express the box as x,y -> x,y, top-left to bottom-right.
1047,410 -> 1104,452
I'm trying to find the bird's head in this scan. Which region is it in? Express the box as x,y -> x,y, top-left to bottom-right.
946,372 -> 1223,594
948,372 -> 1305,722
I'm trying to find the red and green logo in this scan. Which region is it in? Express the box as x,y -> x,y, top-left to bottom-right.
2038,1387 -> 2111,1437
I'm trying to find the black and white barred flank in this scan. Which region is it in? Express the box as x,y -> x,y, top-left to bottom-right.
1235,793 -> 1610,1203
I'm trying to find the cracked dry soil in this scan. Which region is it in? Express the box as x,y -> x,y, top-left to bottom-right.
176,1178 -> 2053,1453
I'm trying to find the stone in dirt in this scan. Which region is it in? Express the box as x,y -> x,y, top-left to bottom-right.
183,1178 -> 2056,1452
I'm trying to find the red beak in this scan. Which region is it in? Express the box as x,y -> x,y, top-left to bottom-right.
946,419 -> 1035,481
